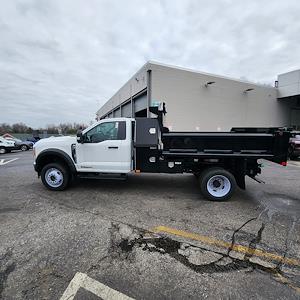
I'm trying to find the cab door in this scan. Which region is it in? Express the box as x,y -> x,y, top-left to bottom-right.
76,120 -> 131,173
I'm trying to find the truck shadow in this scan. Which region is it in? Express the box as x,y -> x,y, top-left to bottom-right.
68,173 -> 246,204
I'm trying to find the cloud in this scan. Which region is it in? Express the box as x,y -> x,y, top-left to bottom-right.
0,0 -> 300,127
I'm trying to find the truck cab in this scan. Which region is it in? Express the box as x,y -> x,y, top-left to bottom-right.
34,117 -> 134,175
75,118 -> 133,173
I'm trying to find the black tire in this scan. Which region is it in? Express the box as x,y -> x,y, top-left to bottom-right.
21,145 -> 28,151
0,147 -> 7,154
199,167 -> 236,201
41,163 -> 69,191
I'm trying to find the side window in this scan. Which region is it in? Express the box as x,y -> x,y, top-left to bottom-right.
85,121 -> 126,143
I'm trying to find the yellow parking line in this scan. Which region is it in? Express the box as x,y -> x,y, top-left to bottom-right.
152,226 -> 300,267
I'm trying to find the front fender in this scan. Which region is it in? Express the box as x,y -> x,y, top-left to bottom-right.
35,148 -> 76,174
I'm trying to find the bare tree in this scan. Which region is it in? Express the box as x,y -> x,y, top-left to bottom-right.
0,122 -> 87,135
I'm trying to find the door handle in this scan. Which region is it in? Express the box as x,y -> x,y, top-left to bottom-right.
108,146 -> 118,149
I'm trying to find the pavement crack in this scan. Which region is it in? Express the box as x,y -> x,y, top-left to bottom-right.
0,249 -> 13,262
0,249 -> 16,299
275,218 -> 296,273
138,236 -> 253,274
244,223 -> 265,261
104,221 -> 300,293
227,217 -> 257,256
0,263 -> 16,298
87,255 -> 110,273
107,223 -> 143,261
35,198 -> 300,293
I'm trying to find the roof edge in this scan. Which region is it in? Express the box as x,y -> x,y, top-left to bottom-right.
147,60 -> 274,88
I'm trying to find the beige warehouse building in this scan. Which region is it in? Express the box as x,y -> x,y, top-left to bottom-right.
96,61 -> 300,131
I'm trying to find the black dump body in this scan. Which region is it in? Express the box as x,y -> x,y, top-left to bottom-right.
134,106 -> 290,189
162,130 -> 290,164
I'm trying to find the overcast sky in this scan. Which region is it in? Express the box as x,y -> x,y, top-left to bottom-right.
1,0 -> 300,127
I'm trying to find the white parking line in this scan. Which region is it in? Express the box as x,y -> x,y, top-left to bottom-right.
60,272 -> 135,300
0,158 -> 19,166
0,155 -> 22,158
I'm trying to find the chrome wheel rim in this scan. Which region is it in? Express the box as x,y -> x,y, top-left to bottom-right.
207,175 -> 231,198
45,168 -> 63,188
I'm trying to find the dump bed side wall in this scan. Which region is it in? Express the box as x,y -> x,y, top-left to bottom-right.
162,132 -> 274,154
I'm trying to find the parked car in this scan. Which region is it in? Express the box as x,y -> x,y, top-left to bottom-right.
289,131 -> 300,160
2,134 -> 33,152
16,139 -> 33,151
26,136 -> 41,144
0,137 -> 16,154
4,137 -> 33,151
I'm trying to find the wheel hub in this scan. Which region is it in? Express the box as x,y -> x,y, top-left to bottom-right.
45,168 -> 63,188
207,175 -> 231,198
212,180 -> 221,188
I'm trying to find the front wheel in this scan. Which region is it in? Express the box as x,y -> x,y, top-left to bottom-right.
0,147 -> 6,154
41,163 -> 69,191
199,168 -> 236,201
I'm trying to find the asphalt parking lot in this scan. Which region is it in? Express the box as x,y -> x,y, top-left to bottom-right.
0,151 -> 300,299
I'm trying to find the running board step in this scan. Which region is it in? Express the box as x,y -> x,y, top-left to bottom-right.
77,173 -> 127,180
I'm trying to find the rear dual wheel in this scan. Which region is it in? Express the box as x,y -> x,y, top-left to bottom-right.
199,168 -> 236,201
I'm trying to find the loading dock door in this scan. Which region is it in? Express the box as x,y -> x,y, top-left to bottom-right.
114,107 -> 121,117
121,102 -> 131,117
134,93 -> 147,114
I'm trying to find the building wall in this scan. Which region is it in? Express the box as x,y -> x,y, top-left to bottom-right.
277,70 -> 300,130
97,61 -> 292,131
277,70 -> 300,98
150,63 -> 290,131
97,64 -> 148,118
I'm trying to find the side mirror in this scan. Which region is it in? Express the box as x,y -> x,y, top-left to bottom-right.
76,131 -> 84,143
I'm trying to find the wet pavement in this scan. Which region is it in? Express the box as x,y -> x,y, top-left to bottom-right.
0,151 -> 300,299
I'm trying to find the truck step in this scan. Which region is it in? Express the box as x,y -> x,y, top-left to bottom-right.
77,173 -> 127,180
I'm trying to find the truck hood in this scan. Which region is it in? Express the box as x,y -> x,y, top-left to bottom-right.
34,136 -> 77,151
